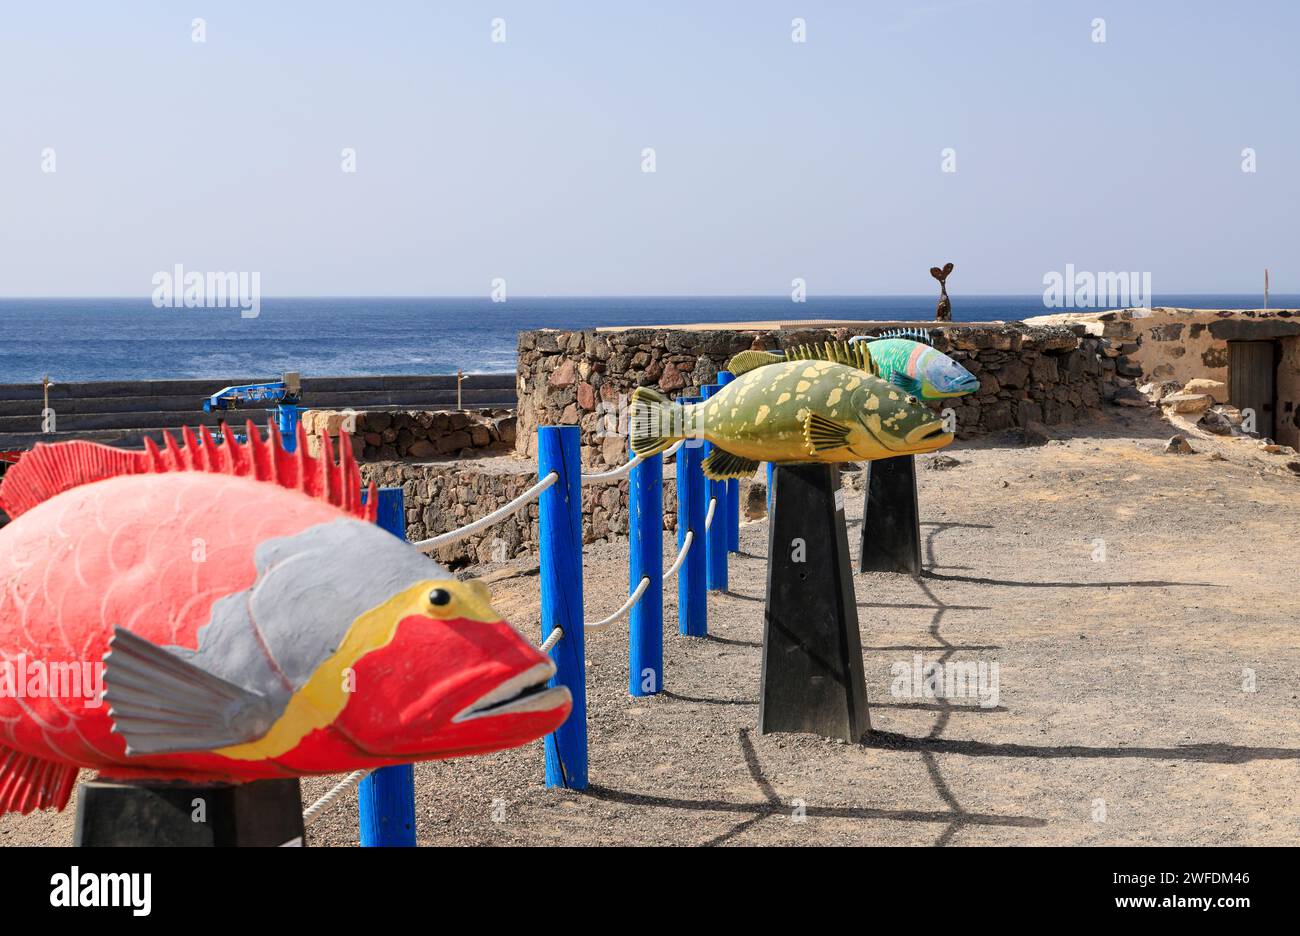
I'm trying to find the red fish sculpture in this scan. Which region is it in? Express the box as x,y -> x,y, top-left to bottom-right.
0,423 -> 571,816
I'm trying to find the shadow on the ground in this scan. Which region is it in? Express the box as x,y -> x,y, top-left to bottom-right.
702,633 -> 760,648
920,569 -> 1221,589
866,730 -> 1300,764
661,689 -> 756,706
873,701 -> 1008,713
639,476 -> 1246,846
582,728 -> 1046,846
945,407 -> 1187,449
862,643 -> 1000,651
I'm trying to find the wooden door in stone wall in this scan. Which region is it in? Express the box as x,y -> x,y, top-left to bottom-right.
1228,340 -> 1278,440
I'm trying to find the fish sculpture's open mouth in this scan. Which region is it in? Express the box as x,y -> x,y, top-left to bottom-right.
902,422 -> 954,451
451,661 -> 571,723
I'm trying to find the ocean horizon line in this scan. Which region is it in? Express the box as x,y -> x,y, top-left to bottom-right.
0,292 -> 1286,302
2,294 -> 1294,383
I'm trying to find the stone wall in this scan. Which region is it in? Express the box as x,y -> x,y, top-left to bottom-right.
516,323 -> 1133,466
302,408 -> 516,461
1025,307 -> 1300,448
359,455 -> 723,568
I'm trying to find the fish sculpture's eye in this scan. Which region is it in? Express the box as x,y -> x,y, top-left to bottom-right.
428,588 -> 453,607
905,395 -> 920,406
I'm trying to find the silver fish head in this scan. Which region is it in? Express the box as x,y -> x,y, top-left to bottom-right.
921,349 -> 980,397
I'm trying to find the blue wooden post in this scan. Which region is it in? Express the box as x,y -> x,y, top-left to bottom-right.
767,462 -> 775,515
276,404 -> 301,453
702,383 -> 728,592
717,371 -> 741,552
358,486 -> 417,847
538,426 -> 587,789
676,397 -> 707,637
628,440 -> 663,696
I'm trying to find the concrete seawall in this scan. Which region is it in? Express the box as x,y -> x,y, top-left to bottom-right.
0,373 -> 516,451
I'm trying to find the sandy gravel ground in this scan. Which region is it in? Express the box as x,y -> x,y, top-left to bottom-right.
5,406 -> 1298,847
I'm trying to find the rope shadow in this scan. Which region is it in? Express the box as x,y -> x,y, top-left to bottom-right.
582,728 -> 1045,846
661,689 -> 757,707
921,570 -> 1221,589
703,634 -> 761,649
858,520 -> 1010,843
863,643 -> 1001,652
873,701 -> 1008,713
866,731 -> 1300,764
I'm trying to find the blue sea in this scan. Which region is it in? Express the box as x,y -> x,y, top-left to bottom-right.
0,295 -> 1291,383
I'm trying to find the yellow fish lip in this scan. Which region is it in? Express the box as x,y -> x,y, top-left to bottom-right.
903,421 -> 954,450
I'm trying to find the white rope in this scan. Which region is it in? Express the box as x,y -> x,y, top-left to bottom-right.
581,453 -> 641,482
414,471 -> 559,551
539,627 -> 564,653
582,439 -> 686,481
704,497 -> 717,531
665,530 -> 694,580
303,769 -> 370,826
585,576 -> 651,631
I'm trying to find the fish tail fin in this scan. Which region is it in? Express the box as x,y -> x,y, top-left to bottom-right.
630,387 -> 686,457
0,744 -> 77,816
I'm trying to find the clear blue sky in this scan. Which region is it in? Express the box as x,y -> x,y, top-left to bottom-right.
1,0 -> 1296,297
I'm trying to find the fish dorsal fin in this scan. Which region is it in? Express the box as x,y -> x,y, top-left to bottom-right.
783,340 -> 879,376
725,350 -> 784,376
871,327 -> 935,347
0,743 -> 78,816
0,421 -> 376,522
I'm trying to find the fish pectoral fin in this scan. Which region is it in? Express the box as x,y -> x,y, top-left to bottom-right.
0,744 -> 77,817
701,449 -> 763,480
804,413 -> 854,455
724,350 -> 784,375
889,371 -> 922,394
103,627 -> 279,756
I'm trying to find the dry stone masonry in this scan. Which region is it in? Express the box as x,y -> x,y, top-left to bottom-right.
515,323 -> 1135,466
301,408 -> 515,460
357,456 -> 705,568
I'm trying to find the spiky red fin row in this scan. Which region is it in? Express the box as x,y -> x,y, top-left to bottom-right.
0,421 -> 377,522
0,745 -> 77,816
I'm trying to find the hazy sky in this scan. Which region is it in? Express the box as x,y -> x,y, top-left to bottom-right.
1,1 -> 1296,297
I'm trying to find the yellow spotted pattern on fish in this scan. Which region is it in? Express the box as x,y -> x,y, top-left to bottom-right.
630,342 -> 954,480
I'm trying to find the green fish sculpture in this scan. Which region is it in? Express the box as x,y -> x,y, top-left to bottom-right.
630,341 -> 954,480
849,328 -> 979,399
